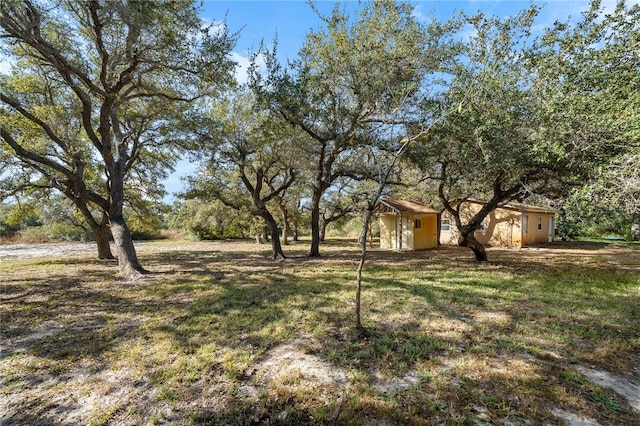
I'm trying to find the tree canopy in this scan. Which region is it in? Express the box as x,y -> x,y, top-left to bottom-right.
250,0 -> 452,256
1,0 -> 237,277
406,0 -> 640,259
2,0 -> 639,268
183,91 -> 300,259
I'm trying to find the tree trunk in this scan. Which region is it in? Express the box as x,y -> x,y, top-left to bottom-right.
355,209 -> 374,333
320,217 -> 331,241
73,199 -> 115,260
632,213 -> 640,241
279,202 -> 290,245
110,215 -> 148,278
309,190 -> 322,257
109,171 -> 147,279
95,220 -> 114,260
459,230 -> 488,262
263,212 -> 285,259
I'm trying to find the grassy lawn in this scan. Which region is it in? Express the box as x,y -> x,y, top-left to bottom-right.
1,239 -> 639,425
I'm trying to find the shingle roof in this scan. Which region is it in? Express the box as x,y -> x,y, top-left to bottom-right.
455,198 -> 557,214
501,201 -> 557,214
377,199 -> 440,214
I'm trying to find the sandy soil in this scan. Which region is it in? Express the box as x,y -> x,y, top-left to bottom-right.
0,242 -> 101,260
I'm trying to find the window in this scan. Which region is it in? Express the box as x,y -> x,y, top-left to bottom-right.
441,218 -> 450,232
414,219 -> 422,229
537,216 -> 543,231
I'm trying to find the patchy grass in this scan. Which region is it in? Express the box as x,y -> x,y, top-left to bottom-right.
0,240 -> 638,425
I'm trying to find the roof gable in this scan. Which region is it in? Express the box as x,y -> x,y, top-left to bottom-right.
375,199 -> 439,214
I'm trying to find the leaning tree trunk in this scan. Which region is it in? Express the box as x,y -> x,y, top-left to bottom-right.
73,198 -> 115,260
459,228 -> 488,262
631,213 -> 640,241
262,210 -> 285,260
109,172 -> 147,279
319,217 -> 328,242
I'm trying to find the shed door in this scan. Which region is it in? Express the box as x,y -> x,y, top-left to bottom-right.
401,216 -> 409,250
548,215 -> 555,242
522,214 -> 529,246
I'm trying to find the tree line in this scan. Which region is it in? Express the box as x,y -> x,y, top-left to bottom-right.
1,0 -> 638,279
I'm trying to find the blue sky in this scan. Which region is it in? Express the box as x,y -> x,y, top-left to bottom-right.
163,0 -> 604,202
199,0 -> 594,85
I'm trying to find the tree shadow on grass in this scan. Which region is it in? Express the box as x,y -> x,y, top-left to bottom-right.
136,243 -> 639,376
2,241 -> 639,425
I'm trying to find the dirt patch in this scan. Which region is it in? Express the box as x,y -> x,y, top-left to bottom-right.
552,408 -> 602,426
0,360 -> 159,426
0,320 -> 68,359
0,240 -> 226,261
550,364 -> 640,426
575,365 -> 640,412
372,369 -> 420,394
251,339 -> 348,386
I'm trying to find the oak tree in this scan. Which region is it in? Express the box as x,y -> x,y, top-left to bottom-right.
1,0 -> 236,278
184,92 -> 298,259
251,0 -> 435,257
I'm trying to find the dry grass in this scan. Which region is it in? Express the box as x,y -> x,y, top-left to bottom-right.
0,239 -> 638,425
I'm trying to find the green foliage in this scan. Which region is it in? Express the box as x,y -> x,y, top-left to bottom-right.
250,0 -> 455,255
412,6 -> 556,200
327,215 -> 370,239
402,1 -> 640,256
1,0 -> 237,272
531,0 -> 640,236
166,200 -> 254,240
558,187 -> 632,240
44,221 -> 92,242
182,89 -> 300,258
0,195 -> 99,241
126,212 -> 163,241
5,202 -> 41,228
534,0 -> 640,150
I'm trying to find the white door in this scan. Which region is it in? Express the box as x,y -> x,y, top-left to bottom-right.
548,215 -> 555,242
401,216 -> 409,250
522,214 -> 529,246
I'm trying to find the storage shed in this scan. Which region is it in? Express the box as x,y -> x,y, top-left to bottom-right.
439,199 -> 557,248
374,199 -> 439,251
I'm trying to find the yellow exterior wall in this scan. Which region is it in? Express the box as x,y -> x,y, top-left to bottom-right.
478,208 -> 522,248
439,202 -> 555,248
379,216 -> 397,249
521,213 -> 555,245
413,214 -> 438,249
378,213 -> 438,251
